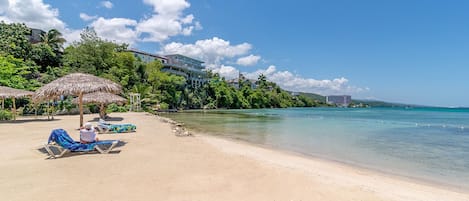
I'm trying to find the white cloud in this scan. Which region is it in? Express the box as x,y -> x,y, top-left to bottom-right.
0,0 -> 201,46
244,65 -> 367,95
236,54 -> 261,66
194,21 -> 203,30
0,0 -> 66,31
0,0 -> 85,45
90,17 -> 138,45
181,14 -> 194,24
143,0 -> 189,16
79,13 -> 97,21
136,0 -> 198,42
212,65 -> 239,80
62,29 -> 82,45
160,37 -> 252,68
101,1 -> 113,9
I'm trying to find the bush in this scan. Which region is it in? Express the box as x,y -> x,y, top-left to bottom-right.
106,103 -> 128,113
159,102 -> 169,110
0,109 -> 13,120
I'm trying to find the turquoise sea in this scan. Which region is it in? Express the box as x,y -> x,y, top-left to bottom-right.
162,107 -> 469,189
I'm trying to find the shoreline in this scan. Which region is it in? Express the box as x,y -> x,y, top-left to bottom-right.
194,131 -> 469,195
1,112 -> 468,201
159,110 -> 469,193
159,114 -> 469,196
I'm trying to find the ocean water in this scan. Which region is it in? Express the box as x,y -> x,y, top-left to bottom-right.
162,107 -> 469,189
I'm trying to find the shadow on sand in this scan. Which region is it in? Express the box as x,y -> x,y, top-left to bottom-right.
0,118 -> 61,124
89,116 -> 124,122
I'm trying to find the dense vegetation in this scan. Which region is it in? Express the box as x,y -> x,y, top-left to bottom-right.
0,22 -> 328,117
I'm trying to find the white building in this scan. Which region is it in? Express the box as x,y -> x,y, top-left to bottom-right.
326,95 -> 352,107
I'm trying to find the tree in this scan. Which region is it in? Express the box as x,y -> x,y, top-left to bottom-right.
30,29 -> 66,71
144,60 -> 186,108
40,29 -> 66,53
102,51 -> 138,90
0,55 -> 40,90
30,43 -> 57,71
63,27 -> 127,75
0,22 -> 32,60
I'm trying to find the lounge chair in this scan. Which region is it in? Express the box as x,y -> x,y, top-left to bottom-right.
44,128 -> 119,159
97,119 -> 136,134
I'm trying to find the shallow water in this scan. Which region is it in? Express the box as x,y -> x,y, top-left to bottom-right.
162,107 -> 469,189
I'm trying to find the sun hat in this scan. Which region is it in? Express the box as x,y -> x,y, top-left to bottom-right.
84,122 -> 93,129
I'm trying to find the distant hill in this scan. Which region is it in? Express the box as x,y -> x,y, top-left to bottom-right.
286,92 -> 420,108
288,91 -> 326,102
351,99 -> 420,108
298,92 -> 326,102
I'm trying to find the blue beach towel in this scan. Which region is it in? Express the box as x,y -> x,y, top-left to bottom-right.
47,129 -> 116,152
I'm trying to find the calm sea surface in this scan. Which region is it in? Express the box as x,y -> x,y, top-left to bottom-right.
162,107 -> 469,189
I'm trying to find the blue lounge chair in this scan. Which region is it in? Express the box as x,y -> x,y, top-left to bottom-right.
44,128 -> 119,159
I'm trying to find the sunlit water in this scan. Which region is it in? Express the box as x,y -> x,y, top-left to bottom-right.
162,107 -> 469,189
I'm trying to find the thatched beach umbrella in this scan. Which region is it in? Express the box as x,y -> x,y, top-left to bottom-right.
0,86 -> 34,120
72,92 -> 127,118
34,73 -> 122,127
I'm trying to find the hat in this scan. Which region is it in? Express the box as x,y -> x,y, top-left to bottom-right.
84,122 -> 93,129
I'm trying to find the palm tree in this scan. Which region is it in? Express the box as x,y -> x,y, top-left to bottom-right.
40,29 -> 66,53
257,74 -> 268,88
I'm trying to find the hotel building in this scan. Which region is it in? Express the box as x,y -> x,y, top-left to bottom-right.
128,49 -> 207,88
326,95 -> 352,107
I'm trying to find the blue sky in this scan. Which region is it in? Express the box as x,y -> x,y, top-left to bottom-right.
1,0 -> 469,107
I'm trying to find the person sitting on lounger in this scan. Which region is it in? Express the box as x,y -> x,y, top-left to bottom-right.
80,122 -> 99,144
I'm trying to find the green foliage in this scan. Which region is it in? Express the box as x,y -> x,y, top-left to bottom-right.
159,102 -> 169,110
0,22 -> 31,60
0,55 -> 40,90
57,97 -> 75,112
0,109 -> 13,120
102,52 -> 139,90
39,66 -> 70,84
0,25 -> 328,115
30,43 -> 57,71
144,60 -> 186,108
106,103 -> 128,113
40,29 -> 66,53
63,27 -> 127,75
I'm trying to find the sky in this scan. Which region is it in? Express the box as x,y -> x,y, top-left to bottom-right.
1,0 -> 469,107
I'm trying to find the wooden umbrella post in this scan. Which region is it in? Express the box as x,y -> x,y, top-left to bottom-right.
79,92 -> 83,127
1,98 -> 4,109
100,103 -> 105,119
12,98 -> 16,120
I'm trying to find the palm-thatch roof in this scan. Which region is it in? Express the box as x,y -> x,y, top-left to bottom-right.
72,92 -> 127,105
33,73 -> 122,127
0,86 -> 34,98
33,73 -> 122,101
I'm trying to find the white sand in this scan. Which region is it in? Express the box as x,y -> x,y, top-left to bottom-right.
0,112 -> 467,201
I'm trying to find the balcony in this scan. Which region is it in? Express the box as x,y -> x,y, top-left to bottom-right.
163,63 -> 206,75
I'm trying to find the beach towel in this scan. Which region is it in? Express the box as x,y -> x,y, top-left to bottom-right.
98,119 -> 136,133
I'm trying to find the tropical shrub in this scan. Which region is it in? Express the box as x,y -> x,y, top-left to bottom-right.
0,109 -> 13,120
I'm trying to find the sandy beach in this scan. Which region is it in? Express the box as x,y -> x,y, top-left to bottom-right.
0,112 -> 468,201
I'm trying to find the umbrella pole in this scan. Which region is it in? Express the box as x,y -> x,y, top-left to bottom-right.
79,92 -> 83,127
1,98 -> 4,109
47,101 -> 50,120
100,103 -> 105,119
12,98 -> 16,120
